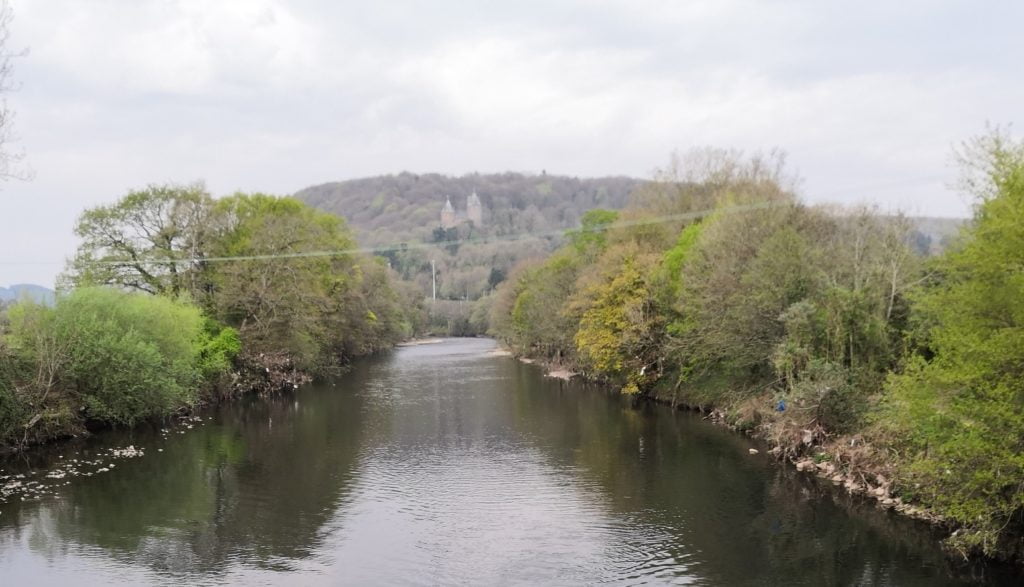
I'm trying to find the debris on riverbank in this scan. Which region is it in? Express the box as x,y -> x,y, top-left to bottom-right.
545,368 -> 576,380
512,354 -> 576,380
228,352 -> 311,397
397,338 -> 445,347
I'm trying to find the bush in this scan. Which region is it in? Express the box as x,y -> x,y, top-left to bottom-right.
873,131 -> 1024,557
786,360 -> 868,434
6,288 -> 228,427
198,322 -> 241,381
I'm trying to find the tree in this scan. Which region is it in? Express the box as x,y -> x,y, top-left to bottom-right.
566,209 -> 618,254
574,251 -> 662,393
0,0 -> 27,182
877,130 -> 1024,557
63,184 -> 216,296
507,253 -> 581,361
205,194 -> 355,368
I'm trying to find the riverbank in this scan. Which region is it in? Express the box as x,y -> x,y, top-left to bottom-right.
0,350 -> 312,457
396,338 -> 445,347
506,349 -> 1021,569
7,336 -> 1000,585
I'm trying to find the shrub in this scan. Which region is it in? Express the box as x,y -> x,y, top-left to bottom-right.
7,288 -> 224,427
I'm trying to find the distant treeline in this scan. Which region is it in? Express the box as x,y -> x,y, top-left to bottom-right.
489,141 -> 1024,562
0,188 -> 425,448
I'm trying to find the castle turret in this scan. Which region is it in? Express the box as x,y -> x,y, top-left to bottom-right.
440,196 -> 457,228
466,191 -> 483,225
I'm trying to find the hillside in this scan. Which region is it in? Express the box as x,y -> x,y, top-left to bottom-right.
0,283 -> 55,306
295,172 -> 643,301
295,172 -> 642,246
294,174 -> 966,302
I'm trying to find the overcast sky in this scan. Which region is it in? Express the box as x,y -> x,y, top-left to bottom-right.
1,0 -> 1021,287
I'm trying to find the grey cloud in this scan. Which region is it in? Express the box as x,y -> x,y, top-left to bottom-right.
1,0 -> 1021,286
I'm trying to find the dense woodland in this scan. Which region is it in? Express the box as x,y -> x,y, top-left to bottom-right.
0,189 -> 424,447
489,139 -> 1024,562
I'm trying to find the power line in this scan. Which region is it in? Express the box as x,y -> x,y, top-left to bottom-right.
75,201 -> 780,267
3,190 -> 925,269
0,201 -> 779,268
0,175 -> 950,270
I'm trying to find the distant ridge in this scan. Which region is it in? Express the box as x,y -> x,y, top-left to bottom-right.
0,283 -> 55,306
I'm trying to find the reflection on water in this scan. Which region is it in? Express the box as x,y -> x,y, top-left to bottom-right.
0,338 -> 1015,585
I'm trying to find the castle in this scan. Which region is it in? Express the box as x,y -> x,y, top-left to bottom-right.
440,192 -> 483,228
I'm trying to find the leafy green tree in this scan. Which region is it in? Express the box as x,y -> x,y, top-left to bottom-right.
63,183 -> 215,296
206,194 -> 354,369
566,209 -> 619,254
207,193 -> 413,371
876,131 -> 1024,556
574,251 -> 662,393
508,253 -> 581,361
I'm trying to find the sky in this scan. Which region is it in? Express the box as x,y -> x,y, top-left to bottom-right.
0,0 -> 1021,287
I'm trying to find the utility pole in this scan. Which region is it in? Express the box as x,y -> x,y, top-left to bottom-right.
431,259 -> 436,301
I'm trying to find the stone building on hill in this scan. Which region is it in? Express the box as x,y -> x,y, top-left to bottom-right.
440,192 -> 483,228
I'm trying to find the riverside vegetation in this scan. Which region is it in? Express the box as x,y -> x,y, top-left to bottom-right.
0,134 -> 1020,567
489,135 -> 1024,564
0,189 -> 425,448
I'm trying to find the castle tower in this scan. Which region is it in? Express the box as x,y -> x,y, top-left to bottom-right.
466,191 -> 483,225
440,196 -> 457,228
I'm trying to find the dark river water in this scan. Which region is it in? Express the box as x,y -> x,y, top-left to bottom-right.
0,338 -> 1015,585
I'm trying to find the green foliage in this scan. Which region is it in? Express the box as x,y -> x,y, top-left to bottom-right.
784,359 -> 869,434
63,187 -> 421,377
0,339 -> 28,443
566,209 -> 619,255
657,221 -> 703,303
5,288 -> 225,428
206,193 -> 416,370
668,204 -> 821,385
197,322 -> 241,380
62,183 -> 214,296
507,253 -> 582,360
491,150 -> 933,475
574,254 -> 661,393
875,131 -> 1024,556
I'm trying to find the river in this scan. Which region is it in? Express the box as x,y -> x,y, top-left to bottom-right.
0,338 -> 1014,585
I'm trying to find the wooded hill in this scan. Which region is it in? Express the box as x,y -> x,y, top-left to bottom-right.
295,172 -> 962,303
295,172 -> 642,301
295,172 -> 642,246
